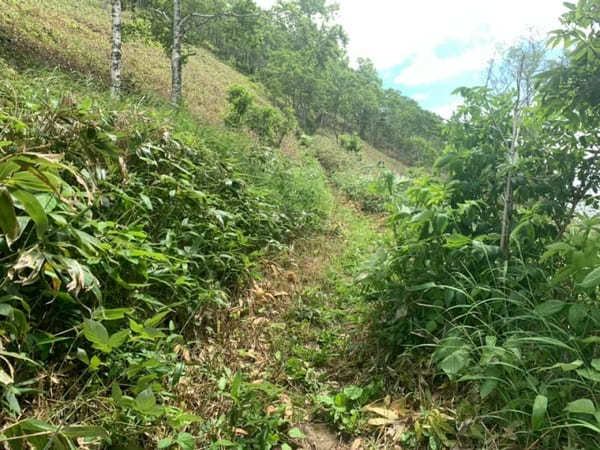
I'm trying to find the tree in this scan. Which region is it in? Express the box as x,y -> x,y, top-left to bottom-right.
484,39 -> 551,254
541,0 -> 600,120
110,0 -> 123,98
141,0 -> 256,105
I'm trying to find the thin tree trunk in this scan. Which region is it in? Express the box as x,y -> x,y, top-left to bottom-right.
110,0 -> 122,98
500,174 -> 513,252
171,0 -> 183,106
500,57 -> 525,256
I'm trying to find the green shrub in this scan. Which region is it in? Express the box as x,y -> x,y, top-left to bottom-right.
299,134 -> 313,147
361,172 -> 600,449
0,67 -> 331,448
339,134 -> 362,152
225,85 -> 295,146
225,84 -> 255,127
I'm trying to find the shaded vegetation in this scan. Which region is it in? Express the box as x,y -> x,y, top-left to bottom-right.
0,59 -> 332,447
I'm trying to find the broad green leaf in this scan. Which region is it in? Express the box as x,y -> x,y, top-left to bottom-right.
108,330 -> 130,349
62,426 -> 108,439
8,170 -> 56,192
288,427 -> 306,439
0,188 -> 18,242
134,388 -> 160,415
591,360 -> 600,371
532,395 -> 548,431
551,360 -> 583,372
82,319 -> 111,353
0,160 -> 18,180
480,379 -> 498,399
580,267 -> 600,289
213,440 -> 236,447
140,193 -> 153,210
568,304 -> 588,329
175,432 -> 195,450
565,398 -> 596,415
576,368 -> 600,382
444,233 -> 472,249
439,349 -> 469,377
158,438 -> 174,449
230,373 -> 243,401
534,300 -> 565,316
92,307 -> 134,321
343,385 -> 363,400
11,189 -> 48,237
89,355 -> 103,371
144,310 -> 170,328
112,382 -> 123,404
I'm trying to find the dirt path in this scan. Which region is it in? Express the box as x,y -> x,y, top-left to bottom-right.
182,191 -> 389,448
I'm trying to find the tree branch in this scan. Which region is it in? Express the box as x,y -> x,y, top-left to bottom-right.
149,7 -> 169,22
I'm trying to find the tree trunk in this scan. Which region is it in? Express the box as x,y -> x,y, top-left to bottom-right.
499,54 -> 527,257
171,0 -> 183,106
500,174 -> 513,253
110,0 -> 122,98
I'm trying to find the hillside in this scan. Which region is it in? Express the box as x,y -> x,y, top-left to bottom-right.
3,0 -> 596,449
0,0 -> 417,170
0,0 -> 413,448
1,0 -> 271,124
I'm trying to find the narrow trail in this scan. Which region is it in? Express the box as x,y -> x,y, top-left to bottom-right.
185,189 -> 390,448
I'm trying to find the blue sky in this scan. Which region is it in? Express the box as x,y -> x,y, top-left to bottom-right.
255,0 -> 568,117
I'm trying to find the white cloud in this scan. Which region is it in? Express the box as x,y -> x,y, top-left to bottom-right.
337,1 -> 566,71
395,43 -> 496,86
256,0 -> 566,78
254,0 -> 567,112
433,98 -> 463,119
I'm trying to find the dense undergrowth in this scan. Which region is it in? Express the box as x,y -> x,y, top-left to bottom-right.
0,58 -> 333,448
361,93 -> 600,448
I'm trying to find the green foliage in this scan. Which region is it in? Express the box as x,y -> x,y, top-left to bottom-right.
225,84 -> 255,127
311,134 -> 400,213
339,134 -> 361,153
0,64 -> 330,447
225,85 -> 296,146
363,170 -> 600,447
361,12 -> 600,445
213,371 -> 293,449
299,134 -> 313,147
314,383 -> 380,432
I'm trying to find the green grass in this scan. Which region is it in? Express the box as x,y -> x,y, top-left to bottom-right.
0,53 -> 336,448
0,0 -> 271,126
309,132 -> 405,212
0,1 -> 414,448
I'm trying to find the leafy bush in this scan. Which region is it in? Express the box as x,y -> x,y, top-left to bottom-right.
225,85 -> 296,146
299,134 -> 313,147
0,66 -> 330,447
225,84 -> 255,127
339,134 -> 362,152
362,150 -> 600,448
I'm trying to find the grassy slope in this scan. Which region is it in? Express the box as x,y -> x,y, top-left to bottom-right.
0,1 -> 420,447
1,0 -> 270,125
0,0 -> 403,171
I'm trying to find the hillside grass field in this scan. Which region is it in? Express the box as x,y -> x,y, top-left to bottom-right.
3,0 -> 595,449
0,0 -> 422,448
